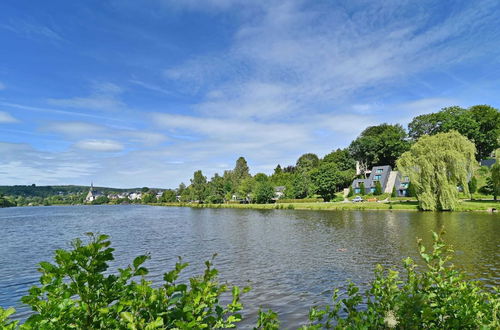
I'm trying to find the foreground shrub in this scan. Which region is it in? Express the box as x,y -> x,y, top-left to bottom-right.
4,233 -> 245,329
1,231 -> 498,329
301,230 -> 499,329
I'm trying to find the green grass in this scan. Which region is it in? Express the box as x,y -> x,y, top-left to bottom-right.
156,199 -> 498,212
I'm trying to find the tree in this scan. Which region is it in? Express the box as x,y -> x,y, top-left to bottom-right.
397,131 -> 476,211
253,180 -> 275,204
141,193 -> 156,204
468,105 -> 500,160
177,183 -> 186,196
322,148 -> 355,171
160,190 -> 177,203
408,105 -> 500,160
190,170 -> 207,203
374,181 -> 382,196
233,157 -> 250,182
311,163 -> 343,202
349,123 -> 410,168
468,177 -> 477,200
491,149 -> 500,201
348,186 -> 354,197
391,186 -> 397,198
206,173 -> 225,204
359,182 -> 365,195
141,187 -> 150,193
296,153 -> 320,173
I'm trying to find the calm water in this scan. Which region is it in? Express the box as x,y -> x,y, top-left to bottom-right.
0,205 -> 499,327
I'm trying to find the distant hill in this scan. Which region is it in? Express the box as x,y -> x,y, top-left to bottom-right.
0,185 -> 164,197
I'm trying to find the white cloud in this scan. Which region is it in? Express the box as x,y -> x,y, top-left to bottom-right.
47,82 -> 124,111
42,121 -> 104,136
0,111 -> 18,123
74,139 -> 124,152
0,82 -> 5,90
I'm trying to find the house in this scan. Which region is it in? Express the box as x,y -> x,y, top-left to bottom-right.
351,165 -> 409,197
274,186 -> 285,200
85,183 -> 103,203
129,192 -> 142,200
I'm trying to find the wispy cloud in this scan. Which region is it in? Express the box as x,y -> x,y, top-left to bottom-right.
0,111 -> 18,123
74,139 -> 124,152
0,81 -> 6,90
47,82 -> 125,111
1,19 -> 63,42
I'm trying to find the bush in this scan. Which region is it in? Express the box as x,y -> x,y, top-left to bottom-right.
302,230 -> 499,329
276,198 -> 323,203
4,233 -> 245,329
2,231 -> 498,329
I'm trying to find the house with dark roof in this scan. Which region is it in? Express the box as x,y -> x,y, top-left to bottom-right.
351,165 -> 409,197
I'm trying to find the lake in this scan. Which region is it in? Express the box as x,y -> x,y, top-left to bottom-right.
0,205 -> 498,328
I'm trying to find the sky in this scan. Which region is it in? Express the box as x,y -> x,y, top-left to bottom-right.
1,0 -> 500,188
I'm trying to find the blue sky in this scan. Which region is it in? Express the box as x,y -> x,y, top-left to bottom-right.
1,0 -> 500,188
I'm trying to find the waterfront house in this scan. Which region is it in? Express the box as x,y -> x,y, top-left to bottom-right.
351,165 -> 409,197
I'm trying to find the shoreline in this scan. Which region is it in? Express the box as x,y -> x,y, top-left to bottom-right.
1,200 -> 498,213
153,200 -> 499,213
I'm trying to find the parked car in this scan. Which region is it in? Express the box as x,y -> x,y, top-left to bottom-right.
352,196 -> 364,202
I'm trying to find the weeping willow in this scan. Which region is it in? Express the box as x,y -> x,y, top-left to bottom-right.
397,131 -> 476,211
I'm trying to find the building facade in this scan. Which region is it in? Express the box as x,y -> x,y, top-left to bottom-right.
351,165 -> 409,197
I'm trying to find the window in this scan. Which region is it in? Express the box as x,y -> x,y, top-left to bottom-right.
355,188 -> 360,193
370,187 -> 376,193
376,168 -> 383,173
401,183 -> 409,188
403,176 -> 409,182
374,175 -> 382,181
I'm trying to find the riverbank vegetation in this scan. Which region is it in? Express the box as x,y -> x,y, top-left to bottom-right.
1,105 -> 498,211
1,231 -> 498,329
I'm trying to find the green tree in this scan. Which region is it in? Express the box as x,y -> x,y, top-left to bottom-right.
468,177 -> 477,200
311,163 -> 343,202
359,182 -> 366,195
177,182 -> 186,196
397,131 -> 476,211
206,173 -> 225,204
141,193 -> 156,203
253,180 -> 275,204
322,148 -> 355,171
374,181 -> 382,195
233,157 -> 250,183
190,170 -> 208,203
408,105 -> 500,160
391,186 -> 397,198
347,186 -> 354,197
491,149 -> 500,200
349,123 -> 410,168
296,153 -> 320,173
141,187 -> 150,193
160,190 -> 177,203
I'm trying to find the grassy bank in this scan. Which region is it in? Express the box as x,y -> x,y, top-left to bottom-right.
155,200 -> 499,212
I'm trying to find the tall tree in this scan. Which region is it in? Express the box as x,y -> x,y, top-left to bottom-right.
233,157 -> 250,182
408,105 -> 500,160
311,163 -> 343,202
322,148 -> 355,171
349,123 -> 410,168
491,149 -> 500,201
397,131 -> 476,211
296,153 -> 320,173
190,170 -> 208,203
207,173 -> 225,203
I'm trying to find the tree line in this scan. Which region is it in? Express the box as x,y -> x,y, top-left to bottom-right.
161,104 -> 499,208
